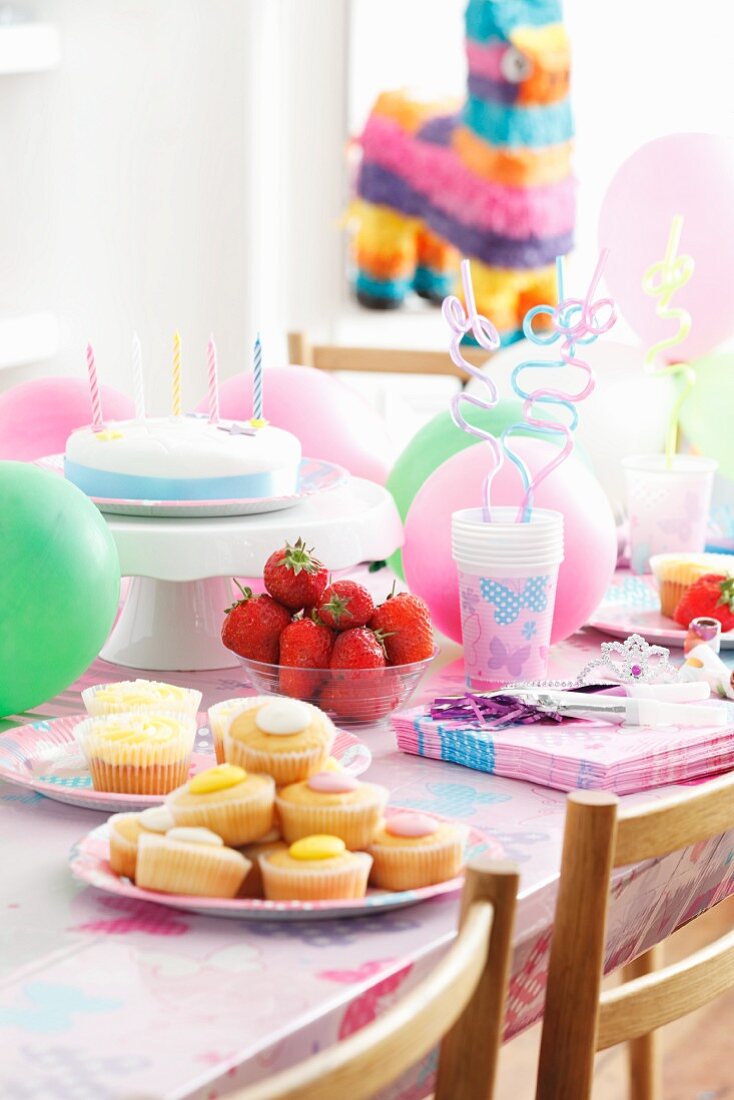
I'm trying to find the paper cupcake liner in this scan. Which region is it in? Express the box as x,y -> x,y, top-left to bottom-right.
223,735 -> 334,786
207,698 -> 258,765
167,777 -> 276,846
108,814 -> 140,880
82,684 -> 202,717
275,790 -> 388,849
136,836 -> 250,898
236,839 -> 287,898
651,558 -> 732,619
75,712 -> 197,795
260,852 -> 373,901
368,834 -> 466,891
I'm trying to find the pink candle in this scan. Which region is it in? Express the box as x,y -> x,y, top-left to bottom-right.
207,335 -> 219,423
86,343 -> 104,431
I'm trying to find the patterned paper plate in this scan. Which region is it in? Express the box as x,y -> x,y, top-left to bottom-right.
35,455 -> 349,518
69,814 -> 500,921
587,575 -> 734,649
0,716 -> 372,812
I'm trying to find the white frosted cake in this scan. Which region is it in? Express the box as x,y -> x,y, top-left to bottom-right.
64,416 -> 302,502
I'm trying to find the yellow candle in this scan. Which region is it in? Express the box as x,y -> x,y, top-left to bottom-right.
172,329 -> 182,417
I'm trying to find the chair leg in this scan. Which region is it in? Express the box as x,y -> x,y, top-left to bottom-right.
623,945 -> 664,1100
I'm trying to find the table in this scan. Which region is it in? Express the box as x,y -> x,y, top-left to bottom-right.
2,574 -> 734,1100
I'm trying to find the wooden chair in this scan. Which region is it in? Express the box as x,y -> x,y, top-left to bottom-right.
536,773 -> 734,1100
287,330 -> 490,381
230,857 -> 519,1100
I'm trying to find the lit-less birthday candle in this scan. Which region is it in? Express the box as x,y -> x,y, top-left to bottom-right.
252,333 -> 263,423
172,330 -> 182,418
642,215 -> 695,468
86,342 -> 104,432
207,335 -> 219,423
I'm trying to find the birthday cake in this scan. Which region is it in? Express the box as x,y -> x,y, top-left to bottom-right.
64,417 -> 302,502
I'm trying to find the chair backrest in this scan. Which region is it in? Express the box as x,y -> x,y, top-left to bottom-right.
230,857 -> 519,1100
287,331 -> 491,380
536,772 -> 734,1100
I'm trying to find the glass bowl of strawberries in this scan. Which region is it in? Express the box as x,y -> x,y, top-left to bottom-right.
221,538 -> 438,728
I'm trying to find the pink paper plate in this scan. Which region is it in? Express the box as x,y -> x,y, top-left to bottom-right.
587,574 -> 734,649
68,812 -> 500,921
35,454 -> 349,518
0,716 -> 372,813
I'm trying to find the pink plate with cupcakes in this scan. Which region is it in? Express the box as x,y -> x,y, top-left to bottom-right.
68,809 -> 500,920
0,716 -> 372,813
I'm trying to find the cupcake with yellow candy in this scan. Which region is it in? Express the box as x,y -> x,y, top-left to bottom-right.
224,697 -> 335,785
82,679 -> 202,717
74,711 -> 197,794
207,698 -> 254,765
260,835 -> 372,901
136,827 -> 251,898
368,813 -> 466,891
276,772 -> 388,849
166,763 -> 275,846
108,805 -> 176,880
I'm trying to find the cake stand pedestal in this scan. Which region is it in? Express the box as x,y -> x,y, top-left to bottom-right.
100,478 -> 403,671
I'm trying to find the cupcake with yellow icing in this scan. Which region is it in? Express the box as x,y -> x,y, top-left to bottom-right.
207,698 -> 254,764
368,814 -> 466,891
238,829 -> 287,898
135,827 -> 251,898
108,806 -> 175,880
276,772 -> 388,849
260,835 -> 372,901
75,711 -> 197,794
166,763 -> 275,846
82,679 -> 202,717
224,697 -> 335,785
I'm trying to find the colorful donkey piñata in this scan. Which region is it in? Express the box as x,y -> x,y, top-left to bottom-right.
351,0 -> 575,343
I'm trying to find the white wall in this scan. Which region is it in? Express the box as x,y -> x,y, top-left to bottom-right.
0,0 -> 255,412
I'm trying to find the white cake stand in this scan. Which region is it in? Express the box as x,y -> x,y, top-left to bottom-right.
100,477 -> 403,671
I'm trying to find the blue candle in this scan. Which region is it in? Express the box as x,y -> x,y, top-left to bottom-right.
253,334 -> 263,421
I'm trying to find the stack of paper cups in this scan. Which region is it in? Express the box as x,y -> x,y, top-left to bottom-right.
451,507 -> 564,690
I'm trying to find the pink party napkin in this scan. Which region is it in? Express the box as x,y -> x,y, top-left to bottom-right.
392,704 -> 734,794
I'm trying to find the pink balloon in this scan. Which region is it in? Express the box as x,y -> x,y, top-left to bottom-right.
403,438 -> 616,644
598,133 -> 734,361
0,377 -> 134,461
197,366 -> 393,484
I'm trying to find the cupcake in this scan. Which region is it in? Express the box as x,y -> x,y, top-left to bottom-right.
224,697 -> 335,785
368,813 -> 466,891
260,835 -> 372,901
207,698 -> 254,764
75,711 -> 197,795
238,829 -> 287,898
650,554 -> 734,619
166,763 -> 275,846
82,679 -> 202,717
135,828 -> 250,898
108,805 -> 175,880
276,772 -> 388,849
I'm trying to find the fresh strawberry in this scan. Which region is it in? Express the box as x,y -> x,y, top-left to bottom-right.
263,538 -> 329,611
221,582 -> 291,662
369,588 -> 434,665
278,616 -> 334,699
320,670 -> 399,724
317,580 -> 375,631
674,574 -> 734,632
330,627 -> 386,671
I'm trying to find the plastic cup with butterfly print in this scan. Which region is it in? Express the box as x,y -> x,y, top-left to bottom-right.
623,454 -> 717,575
451,507 -> 564,690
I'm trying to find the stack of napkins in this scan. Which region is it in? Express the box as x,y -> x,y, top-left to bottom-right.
392,704 -> 734,793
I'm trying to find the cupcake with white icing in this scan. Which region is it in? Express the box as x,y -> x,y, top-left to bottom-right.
108,806 -> 175,880
82,679 -> 202,718
223,697 -> 335,785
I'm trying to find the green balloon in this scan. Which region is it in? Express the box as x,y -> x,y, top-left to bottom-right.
386,398 -> 584,578
0,462 -> 120,716
680,354 -> 734,479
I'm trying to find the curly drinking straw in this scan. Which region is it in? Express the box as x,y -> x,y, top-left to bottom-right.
641,215 -> 695,468
503,250 -> 617,522
442,259 -> 502,521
